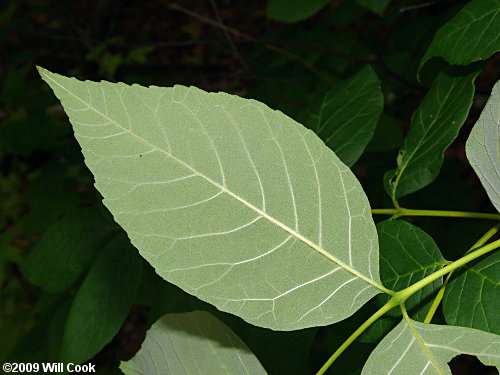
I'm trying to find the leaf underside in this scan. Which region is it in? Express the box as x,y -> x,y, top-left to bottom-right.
120,311 -> 268,375
465,79 -> 500,212
39,68 -> 383,331
362,318 -> 500,375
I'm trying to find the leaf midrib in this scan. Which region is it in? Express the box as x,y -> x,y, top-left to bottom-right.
404,317 -> 444,375
42,70 -> 387,293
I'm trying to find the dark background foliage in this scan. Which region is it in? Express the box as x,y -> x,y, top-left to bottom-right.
0,0 -> 498,374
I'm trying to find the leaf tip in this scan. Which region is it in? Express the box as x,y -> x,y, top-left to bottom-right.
36,66 -> 54,81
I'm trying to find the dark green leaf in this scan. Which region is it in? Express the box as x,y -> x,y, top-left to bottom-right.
443,250 -> 499,334
21,160 -> 81,236
377,220 -> 446,319
23,208 -> 115,293
365,114 -> 403,153
267,0 -> 332,22
420,0 -> 500,69
60,234 -> 143,364
47,299 -> 72,362
307,65 -> 384,166
341,220 -> 447,343
385,70 -> 479,199
355,0 -> 391,15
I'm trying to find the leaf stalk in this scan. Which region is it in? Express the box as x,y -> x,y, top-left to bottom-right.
316,238 -> 500,374
393,238 -> 500,304
423,223 -> 500,323
371,208 -> 500,220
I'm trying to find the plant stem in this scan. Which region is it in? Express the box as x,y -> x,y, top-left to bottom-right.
464,223 -> 500,253
315,299 -> 399,375
422,271 -> 451,324
371,207 -> 500,220
423,223 -> 500,323
393,238 -> 500,304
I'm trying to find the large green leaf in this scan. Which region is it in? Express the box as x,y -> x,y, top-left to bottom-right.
267,0 -> 332,22
60,234 -> 142,364
420,0 -> 500,70
466,80 -> 500,212
307,65 -> 384,166
385,71 -> 479,200
361,318 -> 500,374
443,250 -> 499,334
38,67 -> 385,331
120,311 -> 267,375
355,0 -> 391,15
22,208 -> 113,293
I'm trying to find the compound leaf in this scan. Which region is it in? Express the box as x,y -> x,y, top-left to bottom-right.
120,311 -> 268,375
465,80 -> 500,212
60,234 -> 143,364
39,67 -> 384,331
267,0 -> 332,22
307,65 -> 383,166
420,0 -> 500,70
385,70 -> 479,199
443,250 -> 499,334
361,318 -> 500,374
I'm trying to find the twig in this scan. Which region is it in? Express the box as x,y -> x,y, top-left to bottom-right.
168,2 -> 334,84
399,1 -> 436,13
170,2 -> 247,39
208,0 -> 248,69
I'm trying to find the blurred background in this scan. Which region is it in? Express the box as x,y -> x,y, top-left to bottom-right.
0,0 -> 498,374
